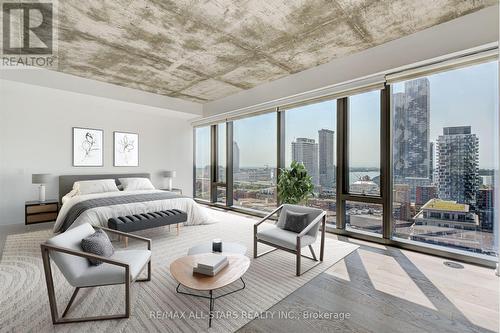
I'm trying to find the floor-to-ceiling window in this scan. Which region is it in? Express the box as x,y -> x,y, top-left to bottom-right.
391,60 -> 498,256
233,112 -> 277,212
194,126 -> 211,200
283,99 -> 337,225
193,53 -> 498,265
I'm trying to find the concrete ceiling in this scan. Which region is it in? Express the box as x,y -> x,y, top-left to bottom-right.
57,0 -> 497,103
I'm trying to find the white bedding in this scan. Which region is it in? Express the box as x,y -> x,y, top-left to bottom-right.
53,190 -> 216,232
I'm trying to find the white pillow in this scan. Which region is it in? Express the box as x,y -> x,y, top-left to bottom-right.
73,179 -> 119,195
118,177 -> 155,191
61,189 -> 78,205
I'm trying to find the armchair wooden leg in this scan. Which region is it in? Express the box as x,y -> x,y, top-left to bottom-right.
124,237 -> 128,248
308,245 -> 317,261
253,225 -> 258,258
62,287 -> 80,318
296,238 -> 301,276
320,215 -> 326,262
125,266 -> 130,318
41,246 -> 59,324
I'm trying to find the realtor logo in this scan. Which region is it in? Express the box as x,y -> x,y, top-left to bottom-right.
1,1 -> 57,67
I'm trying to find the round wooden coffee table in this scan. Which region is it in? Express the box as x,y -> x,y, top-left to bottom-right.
170,253 -> 250,328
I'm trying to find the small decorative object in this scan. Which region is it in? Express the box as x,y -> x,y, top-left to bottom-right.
212,239 -> 222,253
32,173 -> 51,202
114,131 -> 139,167
163,170 -> 176,190
73,127 -> 104,167
277,160 -> 314,204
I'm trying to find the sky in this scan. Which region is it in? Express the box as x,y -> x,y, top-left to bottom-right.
197,61 -> 498,169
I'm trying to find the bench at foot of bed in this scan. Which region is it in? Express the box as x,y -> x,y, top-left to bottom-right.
108,209 -> 187,246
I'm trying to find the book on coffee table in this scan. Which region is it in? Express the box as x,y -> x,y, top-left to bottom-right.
193,260 -> 228,276
197,254 -> 228,270
193,254 -> 229,276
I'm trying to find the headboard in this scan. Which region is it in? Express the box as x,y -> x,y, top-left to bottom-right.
58,173 -> 151,203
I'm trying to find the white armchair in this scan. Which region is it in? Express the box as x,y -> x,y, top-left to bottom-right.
40,223 -> 151,324
254,204 -> 326,276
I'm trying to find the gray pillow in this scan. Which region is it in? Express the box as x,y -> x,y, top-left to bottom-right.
81,229 -> 114,266
283,211 -> 309,233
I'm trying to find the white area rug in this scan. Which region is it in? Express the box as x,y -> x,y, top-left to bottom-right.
0,208 -> 358,333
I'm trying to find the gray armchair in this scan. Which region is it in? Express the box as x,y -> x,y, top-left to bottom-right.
254,204 -> 326,276
40,223 -> 151,324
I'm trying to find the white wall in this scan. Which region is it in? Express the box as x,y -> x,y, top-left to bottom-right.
203,5 -> 499,117
0,79 -> 195,225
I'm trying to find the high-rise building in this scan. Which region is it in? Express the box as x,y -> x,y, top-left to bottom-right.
292,138 -> 319,185
393,184 -> 411,221
233,141 -> 240,172
429,142 -> 434,182
436,126 -> 479,207
477,188 -> 494,231
318,129 -> 335,188
393,78 -> 430,180
415,185 -> 437,206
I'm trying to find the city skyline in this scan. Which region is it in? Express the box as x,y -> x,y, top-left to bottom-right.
196,61 -> 497,170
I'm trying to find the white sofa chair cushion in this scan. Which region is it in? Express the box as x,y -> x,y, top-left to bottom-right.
46,223 -> 96,286
256,226 -> 316,251
73,249 -> 151,287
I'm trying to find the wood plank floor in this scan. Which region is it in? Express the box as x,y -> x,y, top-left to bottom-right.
1,211 -> 498,333
238,235 -> 499,333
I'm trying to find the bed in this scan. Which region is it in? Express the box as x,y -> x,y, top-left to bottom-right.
53,173 -> 214,233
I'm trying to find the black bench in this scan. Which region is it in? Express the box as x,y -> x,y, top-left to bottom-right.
108,209 -> 187,245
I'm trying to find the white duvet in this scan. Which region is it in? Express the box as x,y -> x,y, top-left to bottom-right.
53,190 -> 216,232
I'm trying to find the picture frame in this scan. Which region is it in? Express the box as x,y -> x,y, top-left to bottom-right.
114,131 -> 139,167
72,127 -> 104,167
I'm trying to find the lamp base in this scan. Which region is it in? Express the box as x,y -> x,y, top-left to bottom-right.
39,184 -> 46,202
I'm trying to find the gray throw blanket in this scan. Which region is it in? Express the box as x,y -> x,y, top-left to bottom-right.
59,192 -> 182,232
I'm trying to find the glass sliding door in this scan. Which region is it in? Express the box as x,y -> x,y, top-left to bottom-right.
194,126 -> 211,200
391,61 -> 498,257
233,112 -> 277,212
284,99 -> 337,225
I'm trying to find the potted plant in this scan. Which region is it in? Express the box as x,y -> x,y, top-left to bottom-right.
277,161 -> 314,204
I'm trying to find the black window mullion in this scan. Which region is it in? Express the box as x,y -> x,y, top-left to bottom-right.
381,85 -> 392,239
226,121 -> 234,207
336,97 -> 348,229
210,125 -> 217,203
277,108 -> 285,206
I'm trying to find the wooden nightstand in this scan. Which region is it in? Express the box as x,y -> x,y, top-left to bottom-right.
160,188 -> 183,195
25,200 -> 59,225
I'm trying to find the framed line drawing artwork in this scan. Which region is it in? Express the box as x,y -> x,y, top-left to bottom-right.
72,127 -> 104,167
114,131 -> 139,167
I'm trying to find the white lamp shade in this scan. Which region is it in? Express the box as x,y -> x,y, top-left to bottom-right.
32,174 -> 51,184
163,171 -> 176,178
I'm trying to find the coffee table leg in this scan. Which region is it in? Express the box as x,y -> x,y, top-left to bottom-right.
209,290 -> 213,328
176,278 -> 246,328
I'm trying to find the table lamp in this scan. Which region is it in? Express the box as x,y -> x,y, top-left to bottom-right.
32,173 -> 51,202
163,170 -> 176,191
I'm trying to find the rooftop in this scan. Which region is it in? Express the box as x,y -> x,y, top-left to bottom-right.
421,199 -> 469,212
